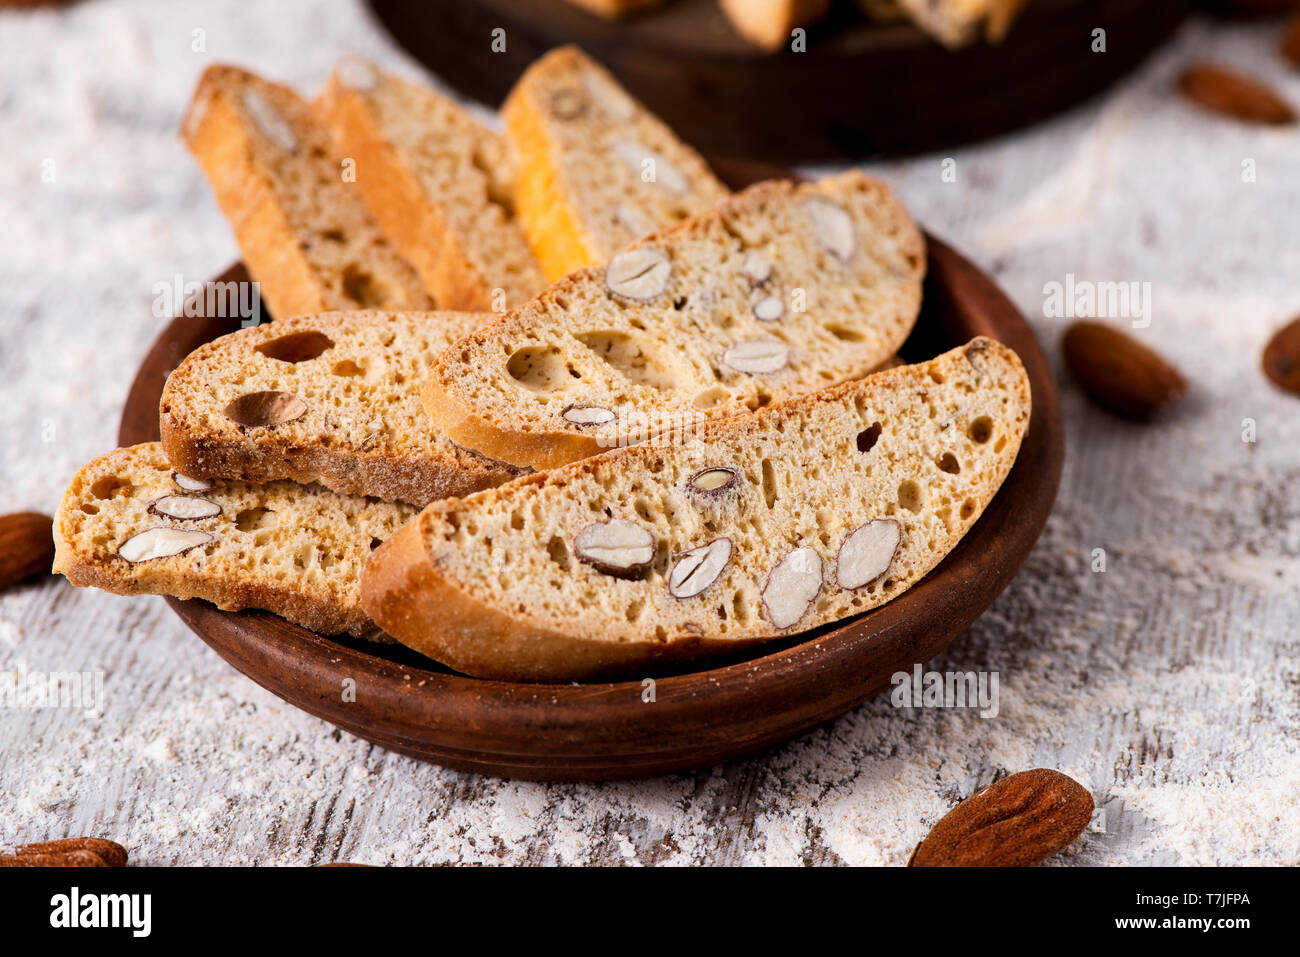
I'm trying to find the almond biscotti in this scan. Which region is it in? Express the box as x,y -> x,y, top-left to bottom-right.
718,0 -> 833,51
159,311 -> 524,507
562,0 -> 667,18
182,64 -> 434,321
890,0 -> 1029,47
502,46 -> 730,282
365,339 -> 1030,681
422,170 -> 925,470
317,59 -> 546,312
53,443 -> 416,637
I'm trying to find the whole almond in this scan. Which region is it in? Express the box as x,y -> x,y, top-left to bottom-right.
1178,63 -> 1296,125
1283,14 -> 1300,69
1063,321 -> 1187,420
0,512 -> 56,591
0,837 -> 128,867
1262,316 -> 1300,395
908,769 -> 1093,867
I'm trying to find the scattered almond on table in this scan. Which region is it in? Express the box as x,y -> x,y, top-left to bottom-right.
1177,63 -> 1296,125
1262,316 -> 1300,395
1282,13 -> 1300,67
0,512 -> 56,591
907,769 -> 1093,867
1062,321 -> 1188,421
0,838 -> 128,868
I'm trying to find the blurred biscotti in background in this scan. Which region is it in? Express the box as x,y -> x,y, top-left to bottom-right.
563,0 -> 669,17
718,0 -> 832,50
560,0 -> 1034,49
884,0 -> 1030,47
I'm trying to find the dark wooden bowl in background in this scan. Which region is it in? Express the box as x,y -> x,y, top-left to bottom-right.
120,158 -> 1062,780
366,0 -> 1191,162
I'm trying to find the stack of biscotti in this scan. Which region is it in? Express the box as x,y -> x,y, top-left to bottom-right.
56,53 -> 736,637
364,339 -> 1030,680
316,58 -> 546,311
422,169 -> 925,468
57,48 -> 1035,683
54,310 -> 528,636
182,65 -> 435,320
360,164 -> 1032,681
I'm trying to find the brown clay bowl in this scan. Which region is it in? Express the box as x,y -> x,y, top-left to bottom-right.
120,165 -> 1062,780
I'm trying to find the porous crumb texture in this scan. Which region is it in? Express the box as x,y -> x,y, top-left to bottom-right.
181,64 -> 434,320
317,61 -> 546,311
423,170 -> 925,469
502,45 -> 730,281
52,443 -> 415,637
372,340 -> 1028,680
718,0 -> 833,51
160,311 -> 522,506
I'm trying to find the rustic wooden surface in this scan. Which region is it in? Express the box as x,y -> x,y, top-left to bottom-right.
1,1 -> 1297,864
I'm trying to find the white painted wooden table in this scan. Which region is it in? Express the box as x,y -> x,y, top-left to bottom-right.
1,0 -> 1297,865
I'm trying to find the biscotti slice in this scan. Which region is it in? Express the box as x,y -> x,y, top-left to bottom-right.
891,0 -> 1029,47
53,443 -> 416,638
718,0 -> 833,51
160,311 -> 525,507
423,170 -> 925,469
317,59 -> 545,312
562,0 -> 667,18
502,46 -> 730,282
366,339 -> 1030,681
181,64 -> 434,321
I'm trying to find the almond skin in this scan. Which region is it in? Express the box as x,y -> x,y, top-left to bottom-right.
1262,316 -> 1300,395
0,837 -> 128,867
0,512 -> 56,591
1063,322 -> 1188,420
908,769 -> 1093,867
1283,14 -> 1300,69
1178,63 -> 1297,125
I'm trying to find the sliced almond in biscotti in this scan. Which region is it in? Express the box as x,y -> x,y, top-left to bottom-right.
367,338 -> 1029,681
160,311 -> 524,507
422,170 -> 925,470
181,64 -> 434,321
317,59 -> 546,312
53,443 -> 417,638
502,45 -> 730,282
